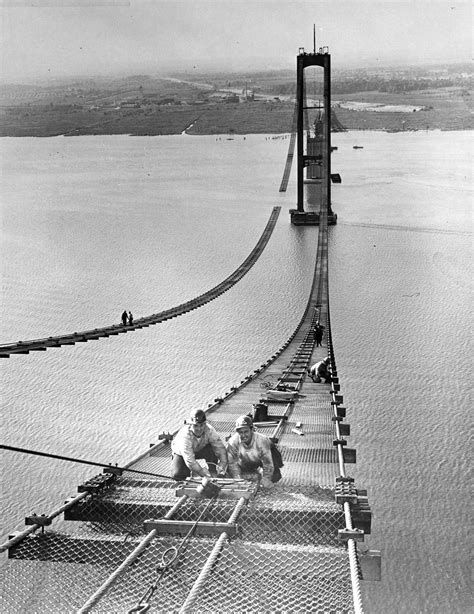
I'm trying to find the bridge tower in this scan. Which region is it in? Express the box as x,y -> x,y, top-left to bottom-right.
290,45 -> 337,225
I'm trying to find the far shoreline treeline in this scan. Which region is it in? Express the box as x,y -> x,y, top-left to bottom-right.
1,64 -> 472,136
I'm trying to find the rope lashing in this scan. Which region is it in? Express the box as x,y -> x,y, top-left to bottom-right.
0,444 -> 173,481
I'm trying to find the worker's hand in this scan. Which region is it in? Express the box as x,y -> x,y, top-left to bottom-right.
216,461 -> 227,477
201,468 -> 212,478
261,479 -> 274,490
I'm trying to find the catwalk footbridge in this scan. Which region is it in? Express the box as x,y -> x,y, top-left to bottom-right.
1,46 -> 379,613
0,208 -> 280,358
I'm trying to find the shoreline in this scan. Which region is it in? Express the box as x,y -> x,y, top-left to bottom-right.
0,126 -> 471,138
2,94 -> 472,137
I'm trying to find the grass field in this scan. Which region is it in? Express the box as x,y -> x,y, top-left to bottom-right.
0,83 -> 472,136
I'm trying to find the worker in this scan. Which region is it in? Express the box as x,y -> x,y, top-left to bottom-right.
226,415 -> 279,488
314,321 -> 325,347
308,357 -> 331,383
171,409 -> 227,481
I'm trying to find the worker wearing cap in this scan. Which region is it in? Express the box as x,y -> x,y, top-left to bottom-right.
308,356 -> 331,383
171,409 -> 227,481
226,415 -> 275,489
314,321 -> 325,347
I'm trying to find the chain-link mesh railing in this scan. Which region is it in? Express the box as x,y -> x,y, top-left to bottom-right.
2,478 -> 355,614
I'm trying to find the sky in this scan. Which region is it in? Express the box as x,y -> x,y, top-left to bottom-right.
0,0 -> 472,82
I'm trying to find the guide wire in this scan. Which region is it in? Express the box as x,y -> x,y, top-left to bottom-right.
0,444 -> 173,481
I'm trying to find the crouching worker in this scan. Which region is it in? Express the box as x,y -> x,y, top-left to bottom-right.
171,409 -> 227,481
226,415 -> 282,489
308,357 -> 331,383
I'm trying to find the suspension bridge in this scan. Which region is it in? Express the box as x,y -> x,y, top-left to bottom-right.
0,44 -> 380,613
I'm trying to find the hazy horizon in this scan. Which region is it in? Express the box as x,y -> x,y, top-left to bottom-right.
2,56 -> 471,87
1,1 -> 471,85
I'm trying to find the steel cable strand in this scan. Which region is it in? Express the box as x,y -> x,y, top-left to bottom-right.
77,529 -> 158,614
344,502 -> 364,614
0,444 -> 173,480
0,491 -> 89,553
125,496 -> 218,614
326,291 -> 365,613
178,497 -> 247,614
76,495 -> 188,614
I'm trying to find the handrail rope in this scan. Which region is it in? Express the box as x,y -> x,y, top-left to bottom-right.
124,496 -> 219,614
77,530 -> 158,614
303,153 -> 364,613
76,495 -> 188,614
0,491 -> 89,553
0,207 -> 281,355
326,300 -> 365,613
326,307 -> 346,477
0,444 -> 173,481
345,502 -> 364,614
178,497 -> 247,614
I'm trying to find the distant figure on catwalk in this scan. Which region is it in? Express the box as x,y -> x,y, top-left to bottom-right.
314,321 -> 325,347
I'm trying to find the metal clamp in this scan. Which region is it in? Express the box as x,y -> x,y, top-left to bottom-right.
103,465 -> 123,476
78,473 -> 115,494
338,528 -> 364,542
25,514 -> 52,527
335,481 -> 358,505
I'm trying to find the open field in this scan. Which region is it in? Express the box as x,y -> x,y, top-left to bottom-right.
1,91 -> 471,136
333,88 -> 473,132
0,67 -> 472,136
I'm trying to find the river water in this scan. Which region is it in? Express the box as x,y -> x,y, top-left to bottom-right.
0,130 -> 472,613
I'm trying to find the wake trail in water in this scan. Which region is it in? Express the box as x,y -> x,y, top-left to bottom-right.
340,221 -> 471,236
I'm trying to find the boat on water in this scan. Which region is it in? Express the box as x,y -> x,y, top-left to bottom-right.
353,145 -> 364,149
